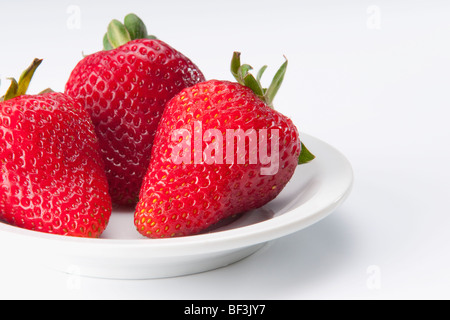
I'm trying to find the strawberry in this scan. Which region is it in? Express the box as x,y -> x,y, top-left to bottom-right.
65,14 -> 205,206
0,59 -> 111,238
134,52 -> 315,238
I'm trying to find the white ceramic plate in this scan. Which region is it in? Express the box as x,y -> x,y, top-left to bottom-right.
0,133 -> 353,279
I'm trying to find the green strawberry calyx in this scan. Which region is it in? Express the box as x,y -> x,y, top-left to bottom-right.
231,51 -> 287,110
231,51 -> 315,165
103,13 -> 157,50
1,58 -> 52,102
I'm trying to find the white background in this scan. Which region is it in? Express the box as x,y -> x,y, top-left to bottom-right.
1,0 -> 449,299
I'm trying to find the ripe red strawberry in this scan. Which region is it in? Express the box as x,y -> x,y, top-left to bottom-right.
65,14 -> 205,205
0,59 -> 111,238
135,52 -> 315,238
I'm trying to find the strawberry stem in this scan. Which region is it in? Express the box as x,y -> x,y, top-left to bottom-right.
103,13 -> 157,50
1,58 -> 43,102
230,52 -> 315,165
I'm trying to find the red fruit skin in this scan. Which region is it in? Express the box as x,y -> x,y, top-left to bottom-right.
0,93 -> 112,238
135,80 -> 301,238
65,39 -> 205,206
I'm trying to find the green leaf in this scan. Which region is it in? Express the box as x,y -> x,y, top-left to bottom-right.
103,33 -> 113,50
265,58 -> 288,108
17,58 -> 43,97
124,13 -> 148,40
238,64 -> 253,81
2,58 -> 42,101
3,78 -> 19,101
231,51 -> 242,80
298,142 -> 316,165
243,74 -> 264,97
103,14 -> 155,49
256,65 -> 267,82
107,19 -> 131,49
230,52 -> 289,108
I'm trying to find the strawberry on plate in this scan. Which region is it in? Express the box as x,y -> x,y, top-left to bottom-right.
0,59 -> 111,238
65,14 -> 205,206
135,52 -> 315,238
